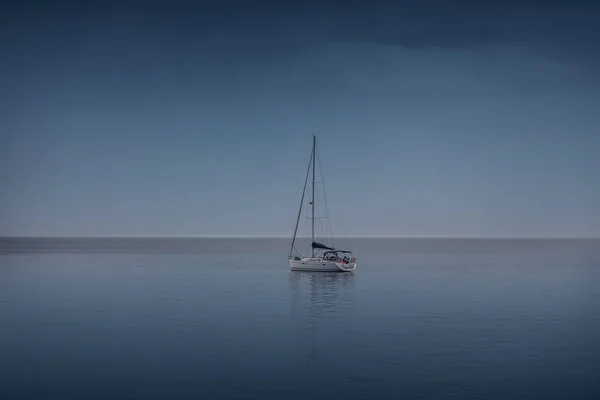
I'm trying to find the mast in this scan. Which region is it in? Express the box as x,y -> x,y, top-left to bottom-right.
311,135 -> 316,257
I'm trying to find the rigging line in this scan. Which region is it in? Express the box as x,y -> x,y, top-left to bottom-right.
289,144 -> 314,258
315,144 -> 326,244
315,142 -> 334,244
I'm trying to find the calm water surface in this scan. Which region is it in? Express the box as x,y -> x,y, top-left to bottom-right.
1,238 -> 599,399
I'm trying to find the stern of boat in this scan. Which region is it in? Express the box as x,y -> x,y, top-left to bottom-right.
335,262 -> 357,272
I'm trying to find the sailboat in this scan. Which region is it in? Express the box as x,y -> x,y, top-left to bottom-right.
288,135 -> 357,272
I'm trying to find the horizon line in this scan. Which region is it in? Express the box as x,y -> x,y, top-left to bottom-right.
1,235 -> 599,240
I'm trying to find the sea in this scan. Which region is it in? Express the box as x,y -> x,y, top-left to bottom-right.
1,237 -> 599,400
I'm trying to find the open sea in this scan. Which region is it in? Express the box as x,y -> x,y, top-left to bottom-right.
1,237 -> 599,400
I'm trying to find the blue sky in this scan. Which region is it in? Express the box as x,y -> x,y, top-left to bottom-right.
1,1 -> 599,237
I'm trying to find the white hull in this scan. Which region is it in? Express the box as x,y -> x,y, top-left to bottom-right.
289,258 -> 356,272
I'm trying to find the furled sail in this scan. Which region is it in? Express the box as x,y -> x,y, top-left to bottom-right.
311,241 -> 335,251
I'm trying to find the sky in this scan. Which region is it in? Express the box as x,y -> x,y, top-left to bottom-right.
1,0 -> 599,237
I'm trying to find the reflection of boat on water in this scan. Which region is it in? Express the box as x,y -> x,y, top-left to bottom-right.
289,271 -> 356,393
289,271 -> 356,316
288,135 -> 357,272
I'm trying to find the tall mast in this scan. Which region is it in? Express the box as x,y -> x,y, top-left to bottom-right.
311,135 -> 316,257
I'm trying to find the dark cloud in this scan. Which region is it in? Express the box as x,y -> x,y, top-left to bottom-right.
2,0 -> 599,67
